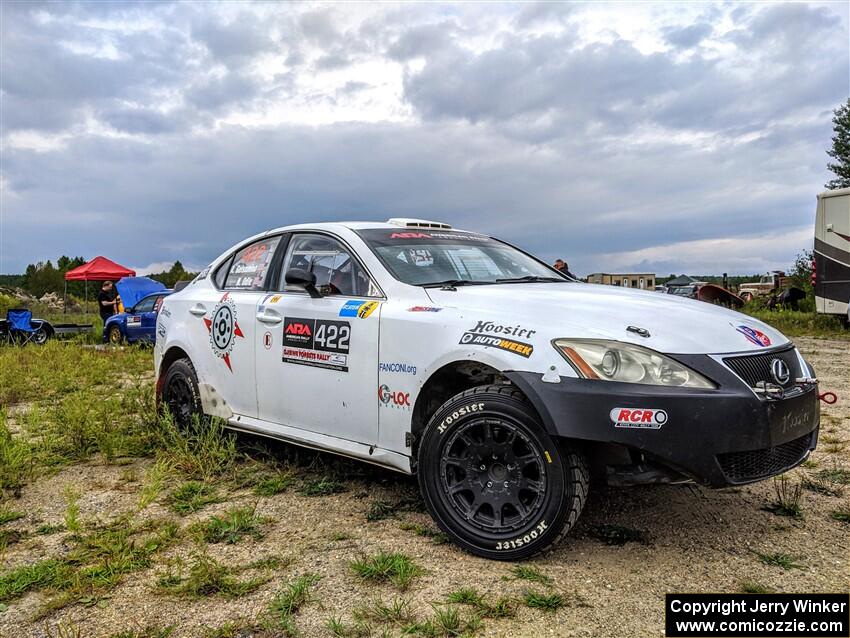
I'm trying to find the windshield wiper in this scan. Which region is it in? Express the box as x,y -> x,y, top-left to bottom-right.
422,279 -> 492,290
495,275 -> 566,283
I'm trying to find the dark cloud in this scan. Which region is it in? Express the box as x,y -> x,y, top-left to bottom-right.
0,1 -> 847,277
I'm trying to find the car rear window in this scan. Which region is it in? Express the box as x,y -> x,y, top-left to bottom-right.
223,236 -> 281,290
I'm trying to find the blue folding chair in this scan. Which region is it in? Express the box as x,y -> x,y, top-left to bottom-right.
6,309 -> 39,346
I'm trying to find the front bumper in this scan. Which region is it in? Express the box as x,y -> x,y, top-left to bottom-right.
507,351 -> 819,488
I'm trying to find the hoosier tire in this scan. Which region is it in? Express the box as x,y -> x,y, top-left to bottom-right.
161,358 -> 203,429
417,384 -> 588,560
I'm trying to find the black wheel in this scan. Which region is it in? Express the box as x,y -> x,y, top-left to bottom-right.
108,325 -> 124,345
417,385 -> 588,560
161,358 -> 203,429
32,326 -> 50,345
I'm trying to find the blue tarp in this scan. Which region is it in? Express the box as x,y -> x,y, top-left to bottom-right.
115,276 -> 167,309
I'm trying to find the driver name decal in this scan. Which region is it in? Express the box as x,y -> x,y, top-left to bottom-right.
204,293 -> 244,372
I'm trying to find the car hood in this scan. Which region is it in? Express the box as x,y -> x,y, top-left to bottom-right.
425,282 -> 789,355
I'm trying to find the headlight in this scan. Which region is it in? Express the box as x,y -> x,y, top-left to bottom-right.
553,339 -> 715,389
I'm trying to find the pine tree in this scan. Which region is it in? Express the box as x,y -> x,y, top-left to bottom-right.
826,98 -> 850,190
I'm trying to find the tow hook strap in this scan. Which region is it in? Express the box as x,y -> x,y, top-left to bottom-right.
819,392 -> 838,405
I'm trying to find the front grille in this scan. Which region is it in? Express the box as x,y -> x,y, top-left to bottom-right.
723,346 -> 801,389
716,432 -> 813,483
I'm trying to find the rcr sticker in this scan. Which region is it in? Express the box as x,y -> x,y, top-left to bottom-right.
437,403 -> 485,433
609,408 -> 668,429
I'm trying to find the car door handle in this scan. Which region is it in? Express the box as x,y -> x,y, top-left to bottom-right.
257,310 -> 282,325
189,304 -> 207,316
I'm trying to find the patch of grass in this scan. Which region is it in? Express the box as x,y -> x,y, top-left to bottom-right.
523,590 -> 564,612
202,620 -> 253,638
0,506 -> 24,525
446,587 -> 484,606
354,596 -> 415,625
801,474 -> 844,497
253,472 -> 295,497
0,517 -> 179,608
36,523 -> 64,535
742,308 -> 848,339
154,414 -> 238,482
590,524 -> 646,545
754,551 -> 803,570
330,531 -> 354,541
167,481 -> 221,515
366,500 -> 397,522
0,528 -> 27,551
402,605 -> 482,637
138,460 -> 171,510
193,505 -> 265,544
830,506 -> 850,522
817,466 -> 850,485
350,551 -> 423,590
242,555 -> 290,571
108,625 -> 175,638
763,476 -> 804,518
505,564 -> 551,585
299,476 -> 345,496
739,581 -> 773,594
157,552 -> 268,599
0,414 -> 33,497
63,485 -> 82,532
264,573 -> 321,636
398,521 -> 448,544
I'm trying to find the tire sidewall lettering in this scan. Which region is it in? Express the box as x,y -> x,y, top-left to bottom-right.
437,402 -> 486,434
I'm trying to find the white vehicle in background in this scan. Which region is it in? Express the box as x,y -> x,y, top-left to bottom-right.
154,219 -> 820,560
814,187 -> 850,324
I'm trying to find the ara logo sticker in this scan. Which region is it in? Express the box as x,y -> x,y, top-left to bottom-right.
736,325 -> 771,347
609,408 -> 668,429
339,299 -> 379,318
203,293 -> 244,372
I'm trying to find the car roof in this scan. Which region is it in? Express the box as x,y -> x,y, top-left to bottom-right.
261,220 -> 476,235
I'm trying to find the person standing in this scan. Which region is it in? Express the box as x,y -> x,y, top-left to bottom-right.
98,281 -> 118,322
553,259 -> 577,279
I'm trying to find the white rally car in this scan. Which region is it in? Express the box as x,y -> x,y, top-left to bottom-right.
155,219 -> 820,559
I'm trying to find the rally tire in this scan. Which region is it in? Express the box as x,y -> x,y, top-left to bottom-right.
108,326 -> 124,345
417,384 -> 588,561
161,358 -> 203,429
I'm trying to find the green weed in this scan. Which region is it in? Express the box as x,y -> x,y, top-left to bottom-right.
193,505 -> 265,544
523,590 -> 564,612
350,552 -> 423,590
167,481 -> 221,515
754,551 -> 803,570
157,552 -> 268,598
300,476 -> 345,496
505,564 -> 551,585
0,506 -> 24,525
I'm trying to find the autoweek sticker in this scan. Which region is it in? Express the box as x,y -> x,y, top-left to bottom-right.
610,408 -> 668,429
459,321 -> 535,358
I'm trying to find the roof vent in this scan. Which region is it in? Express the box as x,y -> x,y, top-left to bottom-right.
386,218 -> 452,230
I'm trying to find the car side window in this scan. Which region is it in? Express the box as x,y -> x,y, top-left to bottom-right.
280,234 -> 378,297
223,236 -> 281,290
134,297 -> 156,313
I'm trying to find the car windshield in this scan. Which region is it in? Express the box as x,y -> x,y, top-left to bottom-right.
356,228 -> 568,286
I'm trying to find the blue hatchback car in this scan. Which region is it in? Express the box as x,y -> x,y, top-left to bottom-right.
104,291 -> 172,344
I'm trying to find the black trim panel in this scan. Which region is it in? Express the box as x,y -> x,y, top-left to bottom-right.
506,353 -> 819,487
814,247 -> 850,303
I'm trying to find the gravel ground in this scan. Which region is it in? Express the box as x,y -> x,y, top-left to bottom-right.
1,337 -> 848,638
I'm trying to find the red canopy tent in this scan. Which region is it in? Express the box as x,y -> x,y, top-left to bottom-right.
64,256 -> 136,313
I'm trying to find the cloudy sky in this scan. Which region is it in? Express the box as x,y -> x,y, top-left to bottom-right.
1,1 -> 848,277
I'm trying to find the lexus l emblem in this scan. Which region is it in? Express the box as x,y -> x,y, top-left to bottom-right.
771,358 -> 790,385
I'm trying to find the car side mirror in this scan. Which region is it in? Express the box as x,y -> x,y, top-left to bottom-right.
285,268 -> 322,298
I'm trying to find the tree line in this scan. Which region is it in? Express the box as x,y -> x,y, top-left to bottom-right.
3,258 -> 197,298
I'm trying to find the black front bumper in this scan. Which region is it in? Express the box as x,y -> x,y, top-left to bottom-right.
507,352 -> 820,488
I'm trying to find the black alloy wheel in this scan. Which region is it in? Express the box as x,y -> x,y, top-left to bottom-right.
161,358 -> 203,429
418,384 -> 588,560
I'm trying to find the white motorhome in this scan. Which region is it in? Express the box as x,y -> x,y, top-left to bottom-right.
814,187 -> 850,322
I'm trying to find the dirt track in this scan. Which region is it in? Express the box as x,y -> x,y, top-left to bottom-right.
1,337 -> 848,638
